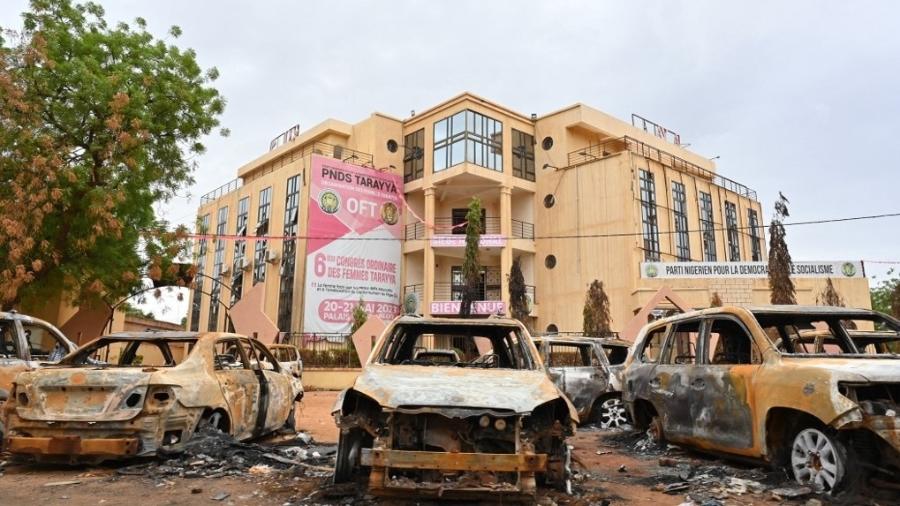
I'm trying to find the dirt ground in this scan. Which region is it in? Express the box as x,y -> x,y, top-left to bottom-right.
1,390 -> 896,505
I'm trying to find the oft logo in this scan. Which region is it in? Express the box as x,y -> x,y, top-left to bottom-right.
318,189 -> 341,214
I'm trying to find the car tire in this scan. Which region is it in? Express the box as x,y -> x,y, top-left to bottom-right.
647,415 -> 666,446
790,427 -> 856,493
333,429 -> 364,484
199,410 -> 228,433
590,396 -> 630,429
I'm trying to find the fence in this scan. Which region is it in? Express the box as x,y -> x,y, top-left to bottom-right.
282,333 -> 359,368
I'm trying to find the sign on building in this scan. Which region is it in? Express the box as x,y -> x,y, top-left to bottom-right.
640,261 -> 864,279
303,155 -> 403,333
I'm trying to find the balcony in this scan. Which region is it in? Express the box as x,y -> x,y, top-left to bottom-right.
403,217 -> 535,242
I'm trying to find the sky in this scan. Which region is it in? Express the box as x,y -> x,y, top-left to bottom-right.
3,1 -> 899,322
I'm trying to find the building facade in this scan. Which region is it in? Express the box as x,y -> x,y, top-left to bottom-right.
188,92 -> 871,335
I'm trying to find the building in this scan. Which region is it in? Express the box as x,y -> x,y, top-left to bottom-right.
188,92 -> 871,336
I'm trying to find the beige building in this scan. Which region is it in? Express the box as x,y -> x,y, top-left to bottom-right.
188,92 -> 870,336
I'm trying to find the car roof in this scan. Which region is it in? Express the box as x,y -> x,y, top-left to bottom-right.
394,315 -> 523,326
100,331 -> 241,342
647,305 -> 881,328
1,311 -> 60,328
533,335 -> 631,347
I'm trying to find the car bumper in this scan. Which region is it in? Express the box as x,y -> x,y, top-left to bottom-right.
6,435 -> 140,456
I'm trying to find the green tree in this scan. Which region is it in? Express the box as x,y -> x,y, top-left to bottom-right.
870,269 -> 900,318
582,279 -> 612,337
508,256 -> 529,328
816,278 -> 844,307
458,197 -> 482,317
0,0 -> 225,309
350,297 -> 367,334
768,192 -> 796,304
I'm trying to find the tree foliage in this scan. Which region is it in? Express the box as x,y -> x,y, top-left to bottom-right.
458,197 -> 482,317
350,297 -> 367,334
508,256 -> 529,328
767,192 -> 796,304
870,269 -> 900,318
709,292 -> 723,307
582,279 -> 612,337
816,278 -> 845,307
0,0 -> 225,309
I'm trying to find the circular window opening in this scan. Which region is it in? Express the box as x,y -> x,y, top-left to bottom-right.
386,139 -> 399,153
541,136 -> 554,151
543,194 -> 555,208
546,324 -> 559,334
545,255 -> 557,269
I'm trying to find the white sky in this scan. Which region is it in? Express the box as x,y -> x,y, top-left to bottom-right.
3,1 -> 899,322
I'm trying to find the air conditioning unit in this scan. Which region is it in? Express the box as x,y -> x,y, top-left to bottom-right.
219,265 -> 231,276
266,250 -> 280,263
241,257 -> 253,271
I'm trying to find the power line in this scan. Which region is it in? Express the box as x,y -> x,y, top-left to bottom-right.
185,211 -> 900,242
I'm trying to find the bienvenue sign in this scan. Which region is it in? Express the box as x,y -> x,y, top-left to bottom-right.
640,261 -> 864,279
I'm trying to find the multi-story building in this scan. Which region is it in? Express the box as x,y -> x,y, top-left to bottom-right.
188,92 -> 870,335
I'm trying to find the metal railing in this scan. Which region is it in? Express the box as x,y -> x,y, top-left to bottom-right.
282,333 -> 360,368
433,282 -> 502,301
200,178 -> 242,205
511,219 -> 534,239
405,218 -> 534,240
404,283 -> 535,304
405,221 -> 426,240
433,217 -> 501,235
567,136 -> 758,201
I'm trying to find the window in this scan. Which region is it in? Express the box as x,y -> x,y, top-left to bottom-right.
548,343 -> 593,367
231,197 -> 250,306
403,129 -> 425,182
706,318 -> 761,365
664,320 -> 701,364
209,205 -> 228,331
748,209 -> 762,261
543,194 -> 555,208
672,181 -> 691,261
278,175 -> 301,332
603,345 -> 629,365
698,192 -> 717,262
512,129 -> 535,181
451,207 -> 486,235
433,110 -> 502,172
450,266 -> 489,301
541,136 -> 554,150
639,170 -> 660,261
253,187 -> 272,284
190,214 -> 210,331
214,338 -> 248,370
640,327 -> 668,363
545,254 -> 557,269
22,324 -> 67,361
0,320 -> 18,358
725,201 -> 741,261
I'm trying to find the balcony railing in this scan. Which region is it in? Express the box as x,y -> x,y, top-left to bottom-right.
405,221 -> 426,240
405,218 -> 534,240
567,136 -> 758,201
401,283 -> 536,303
200,178 -> 242,205
511,219 -> 534,239
433,217 -> 501,235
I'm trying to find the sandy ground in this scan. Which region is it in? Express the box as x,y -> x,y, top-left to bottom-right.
1,391 -> 895,505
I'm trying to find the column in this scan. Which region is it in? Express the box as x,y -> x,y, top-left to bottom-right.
500,187 -> 513,317
423,187 -> 436,317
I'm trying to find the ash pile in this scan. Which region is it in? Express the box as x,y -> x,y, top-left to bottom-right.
117,428 -> 336,479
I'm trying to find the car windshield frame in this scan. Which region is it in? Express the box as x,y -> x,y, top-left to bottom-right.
753,310 -> 900,358
58,336 -> 199,367
374,322 -> 539,370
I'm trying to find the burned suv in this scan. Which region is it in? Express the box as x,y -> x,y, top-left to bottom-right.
332,316 -> 576,498
624,306 -> 900,493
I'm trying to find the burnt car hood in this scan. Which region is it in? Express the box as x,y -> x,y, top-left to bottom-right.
783,357 -> 900,383
14,367 -> 156,422
351,364 -> 568,415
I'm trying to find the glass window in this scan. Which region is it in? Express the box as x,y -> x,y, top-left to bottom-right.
548,343 -> 592,367
698,192 -> 717,262
214,338 -> 248,370
190,214 -> 210,331
512,129 -> 535,181
706,318 -> 761,365
22,324 -> 67,361
208,205 -> 229,331
603,345 -> 629,365
253,187 -> 272,284
672,181 -> 691,261
725,201 -> 741,262
403,129 -> 425,182
433,109 -> 503,172
640,327 -> 668,363
0,320 -> 19,358
231,196 -> 250,306
748,209 -> 762,262
664,320 -> 701,364
639,170 -> 660,261
278,175 -> 301,332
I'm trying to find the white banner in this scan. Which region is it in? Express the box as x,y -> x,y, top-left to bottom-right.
640,260 -> 864,279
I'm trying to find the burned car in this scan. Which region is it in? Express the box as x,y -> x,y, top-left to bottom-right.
623,306 -> 900,493
535,335 -> 631,428
332,316 -> 577,498
269,343 -> 304,379
0,311 -> 77,396
3,331 -> 302,462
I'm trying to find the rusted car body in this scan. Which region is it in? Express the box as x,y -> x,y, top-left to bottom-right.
332,316 -> 577,498
3,331 -> 302,462
623,305 -> 900,492
269,343 -> 304,379
0,311 -> 77,397
535,335 -> 632,428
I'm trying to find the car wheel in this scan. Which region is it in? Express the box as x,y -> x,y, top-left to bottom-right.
591,396 -> 630,429
199,410 -> 227,433
334,429 -> 364,484
647,415 -> 666,445
790,427 -> 852,493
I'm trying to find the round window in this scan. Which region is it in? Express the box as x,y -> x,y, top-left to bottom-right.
541,136 -> 554,150
543,194 -> 555,208
545,255 -> 557,269
546,324 -> 559,334
386,139 -> 399,153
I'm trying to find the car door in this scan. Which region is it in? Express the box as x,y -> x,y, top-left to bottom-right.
212,338 -> 260,440
250,340 -> 293,433
689,315 -> 761,452
545,342 -> 606,417
645,319 -> 702,442
19,320 -> 75,362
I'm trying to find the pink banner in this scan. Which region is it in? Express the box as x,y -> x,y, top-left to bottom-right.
303,155 -> 403,333
430,300 -> 507,315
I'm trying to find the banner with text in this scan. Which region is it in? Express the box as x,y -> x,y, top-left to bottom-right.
303,155 -> 403,333
640,261 -> 864,279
